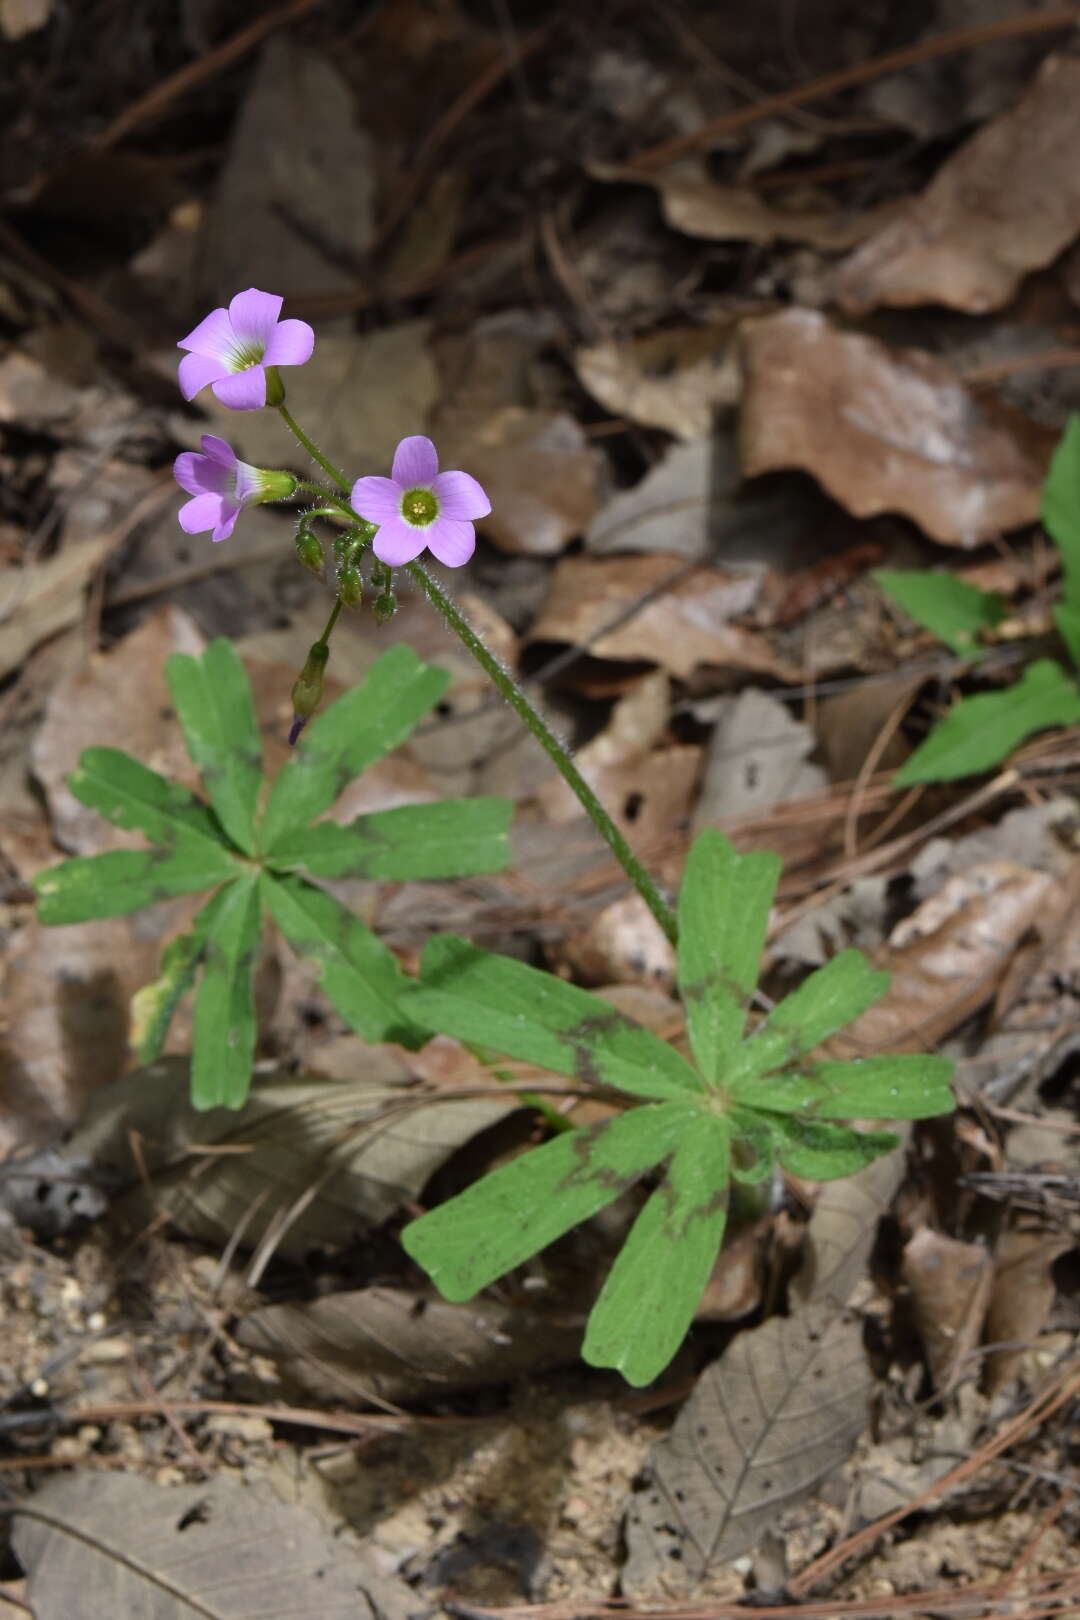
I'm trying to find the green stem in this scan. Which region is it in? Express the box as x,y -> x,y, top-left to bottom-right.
277,405 -> 678,944
320,597 -> 344,644
406,559 -> 678,945
279,407 -> 351,491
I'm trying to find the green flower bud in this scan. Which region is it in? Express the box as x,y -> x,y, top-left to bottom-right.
294,526 -> 324,575
289,640 -> 330,745
337,563 -> 363,606
373,591 -> 397,623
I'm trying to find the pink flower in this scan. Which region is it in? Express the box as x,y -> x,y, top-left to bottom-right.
177,288 -> 314,410
174,435 -> 296,542
351,436 -> 490,567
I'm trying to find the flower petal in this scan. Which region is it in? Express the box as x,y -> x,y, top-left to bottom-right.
431,469 -> 491,521
228,288 -> 283,350
212,367 -> 268,410
178,351 -> 229,401
232,460 -> 267,505
178,306 -> 235,361
351,475 -> 405,524
200,434 -> 238,467
392,435 -> 438,486
425,517 -> 476,568
211,502 -> 242,542
178,493 -> 229,535
372,515 -> 428,565
174,451 -> 230,497
263,317 -> 315,367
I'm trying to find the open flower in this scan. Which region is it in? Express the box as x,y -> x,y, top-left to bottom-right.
177,288 -> 314,410
351,436 -> 490,567
174,434 -> 296,542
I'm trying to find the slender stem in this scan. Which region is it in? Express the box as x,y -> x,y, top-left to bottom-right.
406,559 -> 678,945
278,406 -> 351,491
277,403 -> 678,943
320,597 -> 344,644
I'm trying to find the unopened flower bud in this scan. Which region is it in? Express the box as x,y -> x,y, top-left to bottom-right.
337,563 -> 363,606
295,526 -> 324,575
289,639 -> 330,745
373,591 -> 397,623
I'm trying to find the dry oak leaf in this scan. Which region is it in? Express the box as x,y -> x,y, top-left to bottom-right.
529,552 -> 795,680
901,1227 -> 994,1393
835,54 -> 1080,316
740,310 -> 1048,547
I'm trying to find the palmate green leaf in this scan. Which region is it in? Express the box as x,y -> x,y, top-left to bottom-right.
166,639 -> 263,855
408,935 -> 702,1101
733,949 -> 889,1079
401,1101 -> 695,1302
260,871 -> 422,1046
33,841 -> 238,924
893,659 -> 1080,785
265,797 -> 512,881
191,874 -> 260,1110
676,830 -> 781,1085
131,929 -> 202,1067
69,747 -> 226,849
742,1110 -> 898,1180
583,1114 -> 731,1386
802,1054 -> 954,1119
874,568 -> 1003,655
260,644 -> 449,849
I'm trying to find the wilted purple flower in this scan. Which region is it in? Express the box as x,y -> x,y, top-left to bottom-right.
177,288 -> 314,410
174,434 -> 296,542
351,436 -> 490,567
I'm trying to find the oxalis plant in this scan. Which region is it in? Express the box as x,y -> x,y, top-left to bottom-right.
34,287 -> 955,1386
874,414 -> 1080,784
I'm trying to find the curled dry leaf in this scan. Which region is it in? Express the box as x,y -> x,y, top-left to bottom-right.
983,1224 -> 1076,1395
438,406 -> 599,556
901,1227 -> 994,1392
14,1472 -> 408,1620
530,552 -> 794,680
237,1284 -> 584,1406
836,55 -> 1080,315
65,1055 -> 518,1262
593,159 -> 893,250
622,1303 -> 872,1596
575,326 -> 740,440
740,310 -> 1048,547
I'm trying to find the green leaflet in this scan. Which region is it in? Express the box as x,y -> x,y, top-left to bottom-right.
70,748 -> 226,849
1042,415 -> 1080,647
260,644 -> 449,849
874,568 -> 1003,655
407,935 -> 702,1101
33,842 -> 237,924
582,1114 -> 731,1385
677,829 -> 780,1085
800,1054 -> 954,1120
893,659 -> 1080,785
734,949 -> 889,1077
191,875 -> 261,1110
743,1111 -> 899,1180
265,797 -> 512,881
166,639 -> 263,855
402,1101 -> 695,1302
131,930 -> 202,1067
261,872 -> 421,1047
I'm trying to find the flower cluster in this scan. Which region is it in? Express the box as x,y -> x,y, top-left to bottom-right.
172,288 -> 490,569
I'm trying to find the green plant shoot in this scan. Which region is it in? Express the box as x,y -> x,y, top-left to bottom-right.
401,829 -> 953,1387
33,639 -> 512,1110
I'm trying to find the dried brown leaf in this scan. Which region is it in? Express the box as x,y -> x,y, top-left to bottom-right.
594,160 -> 893,250
836,54 -> 1080,315
0,536 -> 110,682
575,327 -> 740,440
622,1305 -> 871,1595
69,1055 -> 517,1261
902,1227 -> 993,1391
694,688 -> 826,826
984,1223 -> 1075,1394
530,553 -> 794,680
237,1284 -> 583,1406
740,309 -> 1048,546
439,406 -> 599,556
14,1472 -> 405,1619
792,1146 -> 907,1309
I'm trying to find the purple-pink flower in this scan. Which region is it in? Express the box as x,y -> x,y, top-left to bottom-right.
177,288 -> 314,411
174,434 -> 295,542
351,436 -> 490,567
